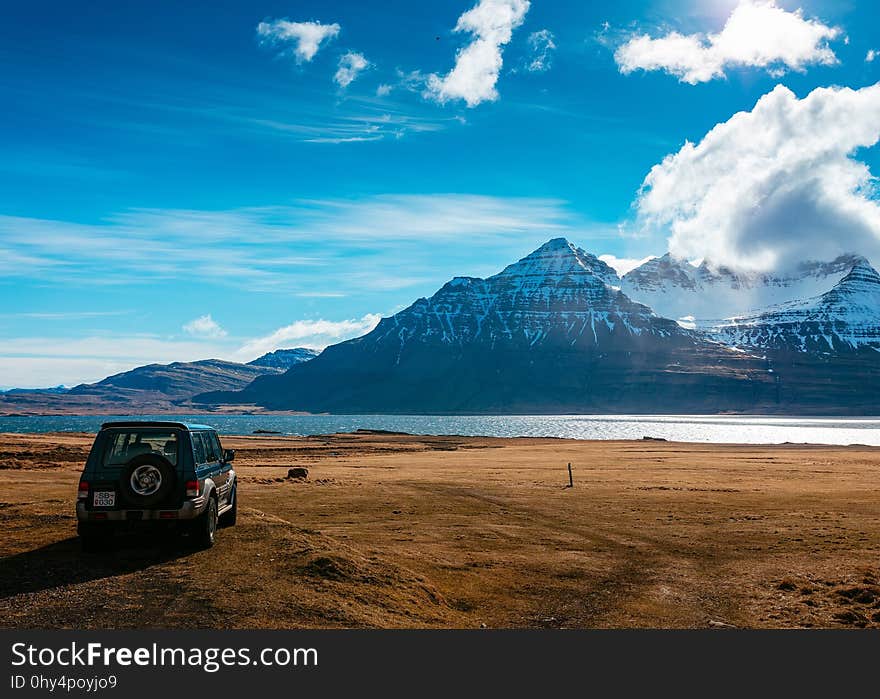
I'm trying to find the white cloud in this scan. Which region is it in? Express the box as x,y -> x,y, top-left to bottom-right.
376,83 -> 393,96
334,51 -> 371,88
598,254 -> 656,276
615,1 -> 841,84
257,19 -> 340,63
635,82 -> 880,272
425,0 -> 530,107
868,49 -> 877,63
183,314 -> 227,339
234,314 -> 382,360
526,29 -> 556,72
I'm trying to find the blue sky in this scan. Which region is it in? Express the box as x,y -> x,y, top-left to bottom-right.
1,0 -> 879,387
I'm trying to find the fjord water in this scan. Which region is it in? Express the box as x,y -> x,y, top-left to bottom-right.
1,414 -> 880,445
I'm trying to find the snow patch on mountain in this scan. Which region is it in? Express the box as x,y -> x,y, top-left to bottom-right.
711,260 -> 880,354
621,252 -> 868,326
248,347 -> 319,370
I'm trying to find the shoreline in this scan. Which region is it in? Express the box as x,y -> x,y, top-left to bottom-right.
1,430 -> 879,449
4,408 -> 880,418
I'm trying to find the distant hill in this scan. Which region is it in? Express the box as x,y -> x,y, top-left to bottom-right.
0,359 -> 285,415
0,385 -> 69,395
248,348 -> 319,370
68,359 -> 280,398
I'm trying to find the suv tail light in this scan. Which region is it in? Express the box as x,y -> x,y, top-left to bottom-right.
78,481 -> 89,499
185,480 -> 200,497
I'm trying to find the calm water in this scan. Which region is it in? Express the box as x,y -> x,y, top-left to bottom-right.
1,414 -> 879,445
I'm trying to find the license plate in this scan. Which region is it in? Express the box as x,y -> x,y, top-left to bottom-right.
93,491 -> 115,508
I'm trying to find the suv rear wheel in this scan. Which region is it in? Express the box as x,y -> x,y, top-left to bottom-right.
192,496 -> 218,549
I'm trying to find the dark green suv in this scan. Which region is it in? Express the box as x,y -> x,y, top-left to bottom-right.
76,421 -> 237,551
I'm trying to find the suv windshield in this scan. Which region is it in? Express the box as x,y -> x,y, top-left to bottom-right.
103,430 -> 179,467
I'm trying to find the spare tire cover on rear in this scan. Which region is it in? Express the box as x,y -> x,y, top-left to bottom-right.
119,453 -> 176,507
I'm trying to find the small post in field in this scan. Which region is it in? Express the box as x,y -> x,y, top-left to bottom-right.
567,462 -> 573,488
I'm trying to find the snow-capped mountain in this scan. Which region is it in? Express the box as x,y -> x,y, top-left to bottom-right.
711,260 -> 880,354
199,238 -> 775,413
621,253 -> 867,328
365,237 -> 690,352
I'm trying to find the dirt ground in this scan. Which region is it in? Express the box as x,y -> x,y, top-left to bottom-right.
1,430 -> 879,629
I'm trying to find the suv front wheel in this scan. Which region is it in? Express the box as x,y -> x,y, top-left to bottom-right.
192,496 -> 218,549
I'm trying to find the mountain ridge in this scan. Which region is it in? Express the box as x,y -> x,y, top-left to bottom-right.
621,252 -> 869,327
0,349 -> 317,416
711,260 -> 880,354
198,239 -> 779,413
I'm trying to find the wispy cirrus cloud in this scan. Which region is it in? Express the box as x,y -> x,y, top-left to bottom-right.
244,104 -> 458,144
0,310 -> 130,321
24,65 -> 460,146
615,0 -> 842,84
0,194 -> 576,291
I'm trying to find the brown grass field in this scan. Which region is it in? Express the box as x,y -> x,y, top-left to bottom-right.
1,431 -> 879,629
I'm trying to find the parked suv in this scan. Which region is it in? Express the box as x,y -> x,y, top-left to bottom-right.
76,421 -> 237,551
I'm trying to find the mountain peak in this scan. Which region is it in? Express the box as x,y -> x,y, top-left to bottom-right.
822,258 -> 880,303
622,252 -> 697,292
496,238 -> 619,285
842,258 -> 880,280
537,237 -> 576,251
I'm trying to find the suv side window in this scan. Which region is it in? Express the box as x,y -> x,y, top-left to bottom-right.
209,432 -> 224,463
192,432 -> 207,466
202,432 -> 220,464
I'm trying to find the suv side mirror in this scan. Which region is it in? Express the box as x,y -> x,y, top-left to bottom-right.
223,449 -> 235,463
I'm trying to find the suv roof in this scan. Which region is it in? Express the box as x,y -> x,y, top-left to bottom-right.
100,420 -> 216,431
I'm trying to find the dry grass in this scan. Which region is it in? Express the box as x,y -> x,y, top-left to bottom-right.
1,431 -> 878,629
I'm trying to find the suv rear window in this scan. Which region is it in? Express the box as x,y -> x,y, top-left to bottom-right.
103,430 -> 179,467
